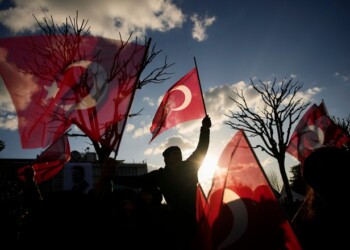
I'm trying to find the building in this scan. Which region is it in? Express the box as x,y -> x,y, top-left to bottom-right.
0,152 -> 148,198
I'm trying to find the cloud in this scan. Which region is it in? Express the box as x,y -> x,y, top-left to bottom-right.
204,81 -> 247,127
146,134 -> 196,157
133,125 -> 149,138
146,162 -> 161,172
125,123 -> 135,132
261,157 -> 274,168
0,0 -> 186,40
0,78 -> 17,130
0,114 -> 17,131
334,71 -> 349,81
306,87 -> 321,96
190,13 -> 216,42
143,96 -> 155,106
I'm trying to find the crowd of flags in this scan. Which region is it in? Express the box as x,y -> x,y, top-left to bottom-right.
0,35 -> 148,151
1,34 -> 349,249
0,34 -> 149,182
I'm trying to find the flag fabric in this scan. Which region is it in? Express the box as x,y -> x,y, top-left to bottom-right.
150,67 -> 205,142
196,130 -> 302,250
287,101 -> 350,166
195,184 -> 211,249
18,134 -> 71,184
286,103 -> 318,165
0,35 -> 148,151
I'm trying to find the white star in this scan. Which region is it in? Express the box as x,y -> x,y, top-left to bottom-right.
44,81 -> 59,103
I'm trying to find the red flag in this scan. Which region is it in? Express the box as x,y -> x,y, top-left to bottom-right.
18,134 -> 71,184
198,130 -> 301,249
0,35 -> 148,150
195,184 -> 211,250
150,67 -> 205,142
33,134 -> 71,184
17,134 -> 71,184
287,101 -> 350,166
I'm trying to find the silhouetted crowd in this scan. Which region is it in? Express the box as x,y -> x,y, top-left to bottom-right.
1,168 -> 183,249
1,146 -> 349,249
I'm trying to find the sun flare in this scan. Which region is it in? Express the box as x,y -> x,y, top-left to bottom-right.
198,154 -> 218,191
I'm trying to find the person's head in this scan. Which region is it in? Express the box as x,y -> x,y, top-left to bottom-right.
139,184 -> 163,206
22,166 -> 35,181
72,165 -> 85,183
163,146 -> 182,168
113,189 -> 139,219
303,146 -> 350,201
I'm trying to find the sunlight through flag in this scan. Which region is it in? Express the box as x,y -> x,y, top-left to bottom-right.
196,130 -> 302,250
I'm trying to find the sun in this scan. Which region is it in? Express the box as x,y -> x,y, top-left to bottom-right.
198,154 -> 218,189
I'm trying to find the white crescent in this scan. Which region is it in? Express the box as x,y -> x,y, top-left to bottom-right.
62,60 -> 108,111
298,125 -> 325,154
218,188 -> 248,249
169,85 -> 192,111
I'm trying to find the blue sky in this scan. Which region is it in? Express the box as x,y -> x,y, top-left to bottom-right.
0,0 -> 349,190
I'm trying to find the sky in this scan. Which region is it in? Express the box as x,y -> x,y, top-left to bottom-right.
0,0 -> 349,191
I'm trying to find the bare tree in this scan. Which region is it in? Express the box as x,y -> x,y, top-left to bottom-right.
225,77 -> 311,205
331,114 -> 350,151
31,10 -> 173,163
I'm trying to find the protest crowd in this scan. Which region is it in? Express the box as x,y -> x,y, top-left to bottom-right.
1,33 -> 349,250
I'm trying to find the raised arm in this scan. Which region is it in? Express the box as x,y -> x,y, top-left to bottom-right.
186,115 -> 211,166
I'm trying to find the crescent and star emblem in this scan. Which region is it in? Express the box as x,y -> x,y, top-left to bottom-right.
298,124 -> 325,155
169,85 -> 192,111
218,188 -> 248,249
44,60 -> 108,112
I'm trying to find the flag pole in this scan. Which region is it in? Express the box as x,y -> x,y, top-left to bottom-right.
113,38 -> 152,158
320,99 -> 329,115
241,130 -> 278,198
193,57 -> 207,115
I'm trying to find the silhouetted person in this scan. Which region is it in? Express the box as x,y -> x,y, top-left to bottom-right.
291,146 -> 350,250
0,161 -> 26,246
89,186 -> 145,249
17,165 -> 44,246
138,183 -> 163,207
22,190 -> 91,248
103,115 -> 211,249
71,165 -> 89,194
137,184 -> 178,249
90,158 -> 120,200
20,166 -> 43,204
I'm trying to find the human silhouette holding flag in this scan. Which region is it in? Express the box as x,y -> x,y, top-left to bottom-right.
101,115 -> 211,249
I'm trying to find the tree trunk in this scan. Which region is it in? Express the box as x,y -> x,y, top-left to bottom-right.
278,156 -> 295,218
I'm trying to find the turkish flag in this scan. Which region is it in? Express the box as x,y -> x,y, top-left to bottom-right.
0,35 -> 147,150
195,184 -> 211,250
287,101 -> 349,166
17,134 -> 71,184
196,130 -> 301,249
150,67 -> 206,142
